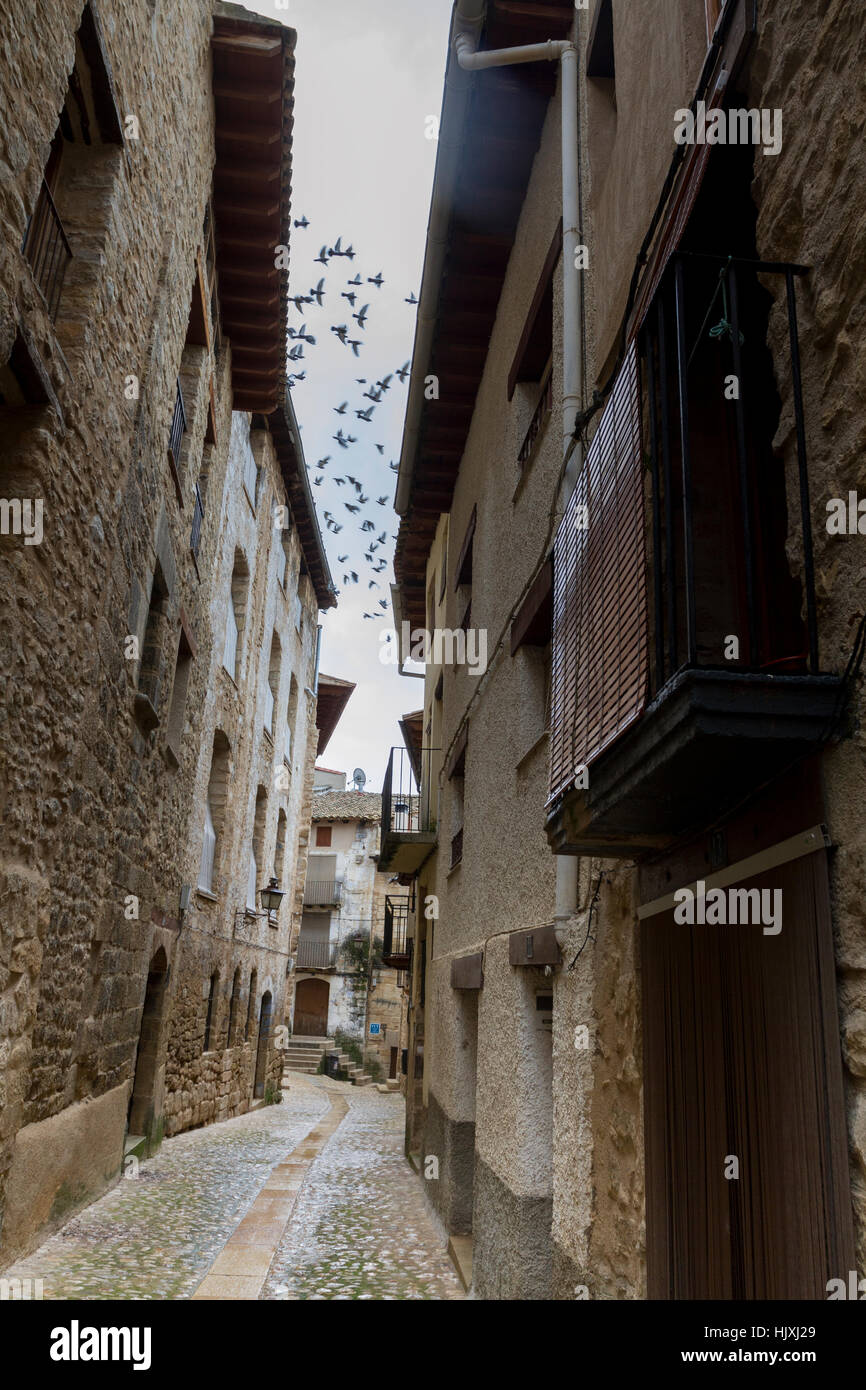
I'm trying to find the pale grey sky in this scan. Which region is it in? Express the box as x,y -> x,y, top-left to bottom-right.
252,0 -> 454,788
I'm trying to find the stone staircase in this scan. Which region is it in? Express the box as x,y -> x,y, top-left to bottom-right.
282,1035 -> 374,1086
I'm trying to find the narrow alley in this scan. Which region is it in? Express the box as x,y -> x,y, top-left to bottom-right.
2,1073 -> 462,1302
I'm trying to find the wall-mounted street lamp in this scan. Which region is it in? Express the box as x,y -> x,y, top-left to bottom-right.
234,877 -> 286,932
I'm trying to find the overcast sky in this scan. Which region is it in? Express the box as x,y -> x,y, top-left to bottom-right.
252,0 -> 455,789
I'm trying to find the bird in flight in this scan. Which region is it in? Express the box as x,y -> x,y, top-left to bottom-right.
378,599 -> 389,610
341,291 -> 357,306
405,291 -> 418,304
345,503 -> 360,514
291,294 -> 312,312
331,324 -> 349,344
333,477 -> 345,486
337,554 -> 348,564
396,361 -> 411,383
288,323 -> 315,344
353,304 -> 370,329
310,278 -> 326,306
389,460 -> 399,471
363,386 -> 382,403
377,495 -> 389,506
363,613 -> 377,620
377,374 -> 393,393
294,215 -> 310,229
368,271 -> 384,289
374,444 -> 385,455
348,340 -> 363,356
347,273 -> 362,286
361,520 -> 375,533
333,429 -> 351,448
369,579 -> 380,589
333,402 -> 348,415
288,344 -> 304,361
317,456 -> 331,467
356,406 -> 374,423
315,245 -> 330,266
313,476 -> 323,486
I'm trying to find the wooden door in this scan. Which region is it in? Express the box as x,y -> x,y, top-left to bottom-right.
642,847 -> 855,1298
294,977 -> 329,1037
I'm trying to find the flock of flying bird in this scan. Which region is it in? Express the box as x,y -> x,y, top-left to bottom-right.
288,216 -> 417,618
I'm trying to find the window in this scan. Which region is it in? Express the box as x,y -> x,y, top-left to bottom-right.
285,673 -> 298,766
265,633 -> 281,735
316,825 -> 332,847
166,628 -> 193,757
280,532 -> 292,590
453,506 -> 476,640
135,562 -> 169,727
22,4 -> 123,324
293,592 -> 303,633
198,800 -> 216,893
199,730 -> 230,893
275,809 -> 288,880
242,438 -> 258,505
203,971 -> 218,1052
224,550 -> 248,680
248,786 -> 268,911
586,0 -> 615,79
508,224 -> 560,401
227,967 -> 241,1048
446,728 -> 467,869
245,969 -> 257,1042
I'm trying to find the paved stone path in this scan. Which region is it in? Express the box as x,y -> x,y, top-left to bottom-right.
263,1079 -> 463,1301
3,1076 -> 463,1302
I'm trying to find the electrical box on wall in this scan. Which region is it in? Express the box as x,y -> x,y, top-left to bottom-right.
536,991 -> 553,1032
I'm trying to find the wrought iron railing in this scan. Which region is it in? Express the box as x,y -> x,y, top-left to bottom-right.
303,879 -> 342,906
22,177 -> 72,321
190,482 -> 205,558
381,745 -> 438,843
295,938 -> 336,970
518,363 -> 553,472
168,378 -> 187,465
383,894 -> 410,965
639,252 -> 818,694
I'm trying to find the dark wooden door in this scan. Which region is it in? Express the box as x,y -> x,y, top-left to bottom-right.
642,848 -> 855,1298
294,977 -> 329,1037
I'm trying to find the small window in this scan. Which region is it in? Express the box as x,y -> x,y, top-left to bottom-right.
242,439 -> 259,505
316,825 -> 332,847
166,628 -> 193,756
203,972 -> 218,1052
508,225 -> 560,401
586,0 -> 615,79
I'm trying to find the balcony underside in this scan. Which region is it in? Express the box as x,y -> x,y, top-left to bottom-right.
382,951 -> 411,971
546,668 -> 842,859
378,831 -> 436,875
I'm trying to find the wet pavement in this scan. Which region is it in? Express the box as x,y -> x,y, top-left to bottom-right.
3,1074 -> 462,1302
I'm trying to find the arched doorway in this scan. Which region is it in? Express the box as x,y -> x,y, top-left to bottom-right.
294,977 -> 329,1036
128,947 -> 168,1145
254,990 -> 273,1098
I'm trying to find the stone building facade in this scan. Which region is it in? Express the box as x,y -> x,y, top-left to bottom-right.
387,0 -> 866,1300
0,0 -> 336,1267
293,778 -> 409,1080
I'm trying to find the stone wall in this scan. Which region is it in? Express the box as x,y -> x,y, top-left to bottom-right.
0,0 -> 321,1266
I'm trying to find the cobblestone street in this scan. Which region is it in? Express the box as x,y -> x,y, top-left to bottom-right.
3,1076 -> 462,1302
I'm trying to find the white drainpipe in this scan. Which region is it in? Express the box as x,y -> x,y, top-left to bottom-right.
451,23 -> 583,468
453,14 -> 584,931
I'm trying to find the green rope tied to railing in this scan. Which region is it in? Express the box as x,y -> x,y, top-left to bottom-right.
709,257 -> 745,346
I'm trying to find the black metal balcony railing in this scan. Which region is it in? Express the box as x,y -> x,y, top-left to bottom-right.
295,938 -> 336,970
168,378 -> 187,466
381,746 -> 437,841
303,879 -> 342,907
640,252 -> 818,693
22,177 -> 72,321
518,364 -> 553,472
383,894 -> 411,968
190,482 -> 205,559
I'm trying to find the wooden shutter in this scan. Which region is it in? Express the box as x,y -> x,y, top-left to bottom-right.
548,341 -> 647,804
642,846 -> 855,1298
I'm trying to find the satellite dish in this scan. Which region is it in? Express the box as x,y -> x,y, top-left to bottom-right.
352,768 -> 366,791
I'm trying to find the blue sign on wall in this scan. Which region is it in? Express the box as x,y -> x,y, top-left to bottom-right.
369,1022 -> 381,1035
